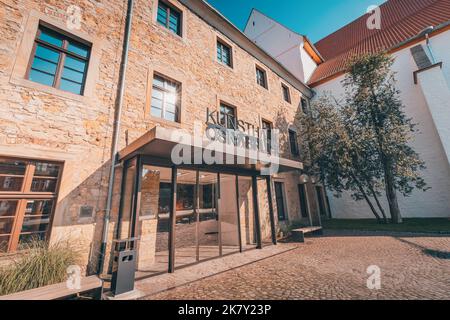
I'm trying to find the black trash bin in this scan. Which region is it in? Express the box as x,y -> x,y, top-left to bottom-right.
111,238 -> 138,296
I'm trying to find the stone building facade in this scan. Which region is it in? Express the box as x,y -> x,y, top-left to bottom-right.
0,0 -> 325,276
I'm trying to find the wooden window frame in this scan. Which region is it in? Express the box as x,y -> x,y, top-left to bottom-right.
26,25 -> 91,95
157,0 -> 183,37
282,83 -> 291,103
151,73 -> 182,123
255,66 -> 268,89
0,156 -> 63,253
217,39 -> 233,68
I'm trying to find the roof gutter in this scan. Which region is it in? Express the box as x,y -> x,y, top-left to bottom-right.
98,0 -> 134,275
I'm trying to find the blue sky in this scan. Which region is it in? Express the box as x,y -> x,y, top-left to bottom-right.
206,0 -> 386,43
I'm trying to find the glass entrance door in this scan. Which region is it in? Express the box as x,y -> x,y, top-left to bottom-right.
126,160 -> 262,279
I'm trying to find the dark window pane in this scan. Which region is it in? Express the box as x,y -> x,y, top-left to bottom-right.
0,200 -> 18,217
31,178 -> 57,192
298,184 -> 309,218
217,42 -> 231,66
24,200 -> 54,216
256,68 -> 266,88
39,28 -> 64,47
29,69 -> 55,86
0,217 -> 14,235
275,182 -> 286,221
67,41 -> 89,58
0,176 -> 23,192
0,159 -> 26,175
59,79 -> 83,94
21,216 -> 50,233
18,233 -> 46,248
301,98 -> 309,113
282,85 -> 290,102
34,45 -> 60,63
289,130 -> 299,156
0,235 -> 9,252
64,56 -> 86,73
34,162 -> 60,177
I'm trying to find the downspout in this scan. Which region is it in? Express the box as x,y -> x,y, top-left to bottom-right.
98,0 -> 134,275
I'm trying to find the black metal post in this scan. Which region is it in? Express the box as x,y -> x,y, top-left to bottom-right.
168,166 -> 177,273
235,175 -> 243,253
252,175 -> 262,249
130,156 -> 142,238
217,173 -> 222,256
266,176 -> 277,245
195,170 -> 200,262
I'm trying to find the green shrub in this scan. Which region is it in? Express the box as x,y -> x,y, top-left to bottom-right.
0,239 -> 81,296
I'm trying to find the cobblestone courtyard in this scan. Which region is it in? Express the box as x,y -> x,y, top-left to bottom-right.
143,231 -> 450,300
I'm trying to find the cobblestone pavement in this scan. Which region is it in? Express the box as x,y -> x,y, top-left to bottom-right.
143,231 -> 450,300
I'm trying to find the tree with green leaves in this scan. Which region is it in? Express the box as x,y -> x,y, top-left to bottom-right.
302,53 -> 427,224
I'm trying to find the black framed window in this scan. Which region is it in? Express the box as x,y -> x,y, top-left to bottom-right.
217,40 -> 232,67
151,74 -> 181,123
289,129 -> 300,156
298,184 -> 309,218
157,1 -> 182,36
262,120 -> 272,154
301,98 -> 309,114
282,84 -> 291,103
256,66 -> 267,89
27,25 -> 91,95
274,182 -> 287,221
219,103 -> 237,130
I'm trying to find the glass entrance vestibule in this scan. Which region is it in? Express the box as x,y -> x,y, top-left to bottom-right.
116,156 -> 277,279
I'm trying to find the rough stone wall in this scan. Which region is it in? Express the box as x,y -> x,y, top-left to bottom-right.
0,0 -> 127,272
120,0 -> 307,160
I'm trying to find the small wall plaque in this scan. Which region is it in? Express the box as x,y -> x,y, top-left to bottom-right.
79,205 -> 94,219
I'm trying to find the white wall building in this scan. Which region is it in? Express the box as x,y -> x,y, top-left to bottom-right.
245,0 -> 450,219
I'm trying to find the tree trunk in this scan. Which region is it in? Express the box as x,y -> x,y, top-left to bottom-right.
384,161 -> 402,224
351,173 -> 382,222
371,189 -> 389,224
368,87 -> 402,224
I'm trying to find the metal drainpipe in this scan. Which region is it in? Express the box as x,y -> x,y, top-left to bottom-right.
98,0 -> 134,275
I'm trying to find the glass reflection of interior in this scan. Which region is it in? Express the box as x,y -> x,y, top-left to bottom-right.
134,164 -> 258,279
136,165 -> 171,277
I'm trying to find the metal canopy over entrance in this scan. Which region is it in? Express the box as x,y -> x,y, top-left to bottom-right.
115,127 -> 303,279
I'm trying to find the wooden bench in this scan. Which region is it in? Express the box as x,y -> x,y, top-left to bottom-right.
0,275 -> 103,300
291,226 -> 323,243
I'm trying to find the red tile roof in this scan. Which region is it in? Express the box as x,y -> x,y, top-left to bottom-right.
309,0 -> 450,86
